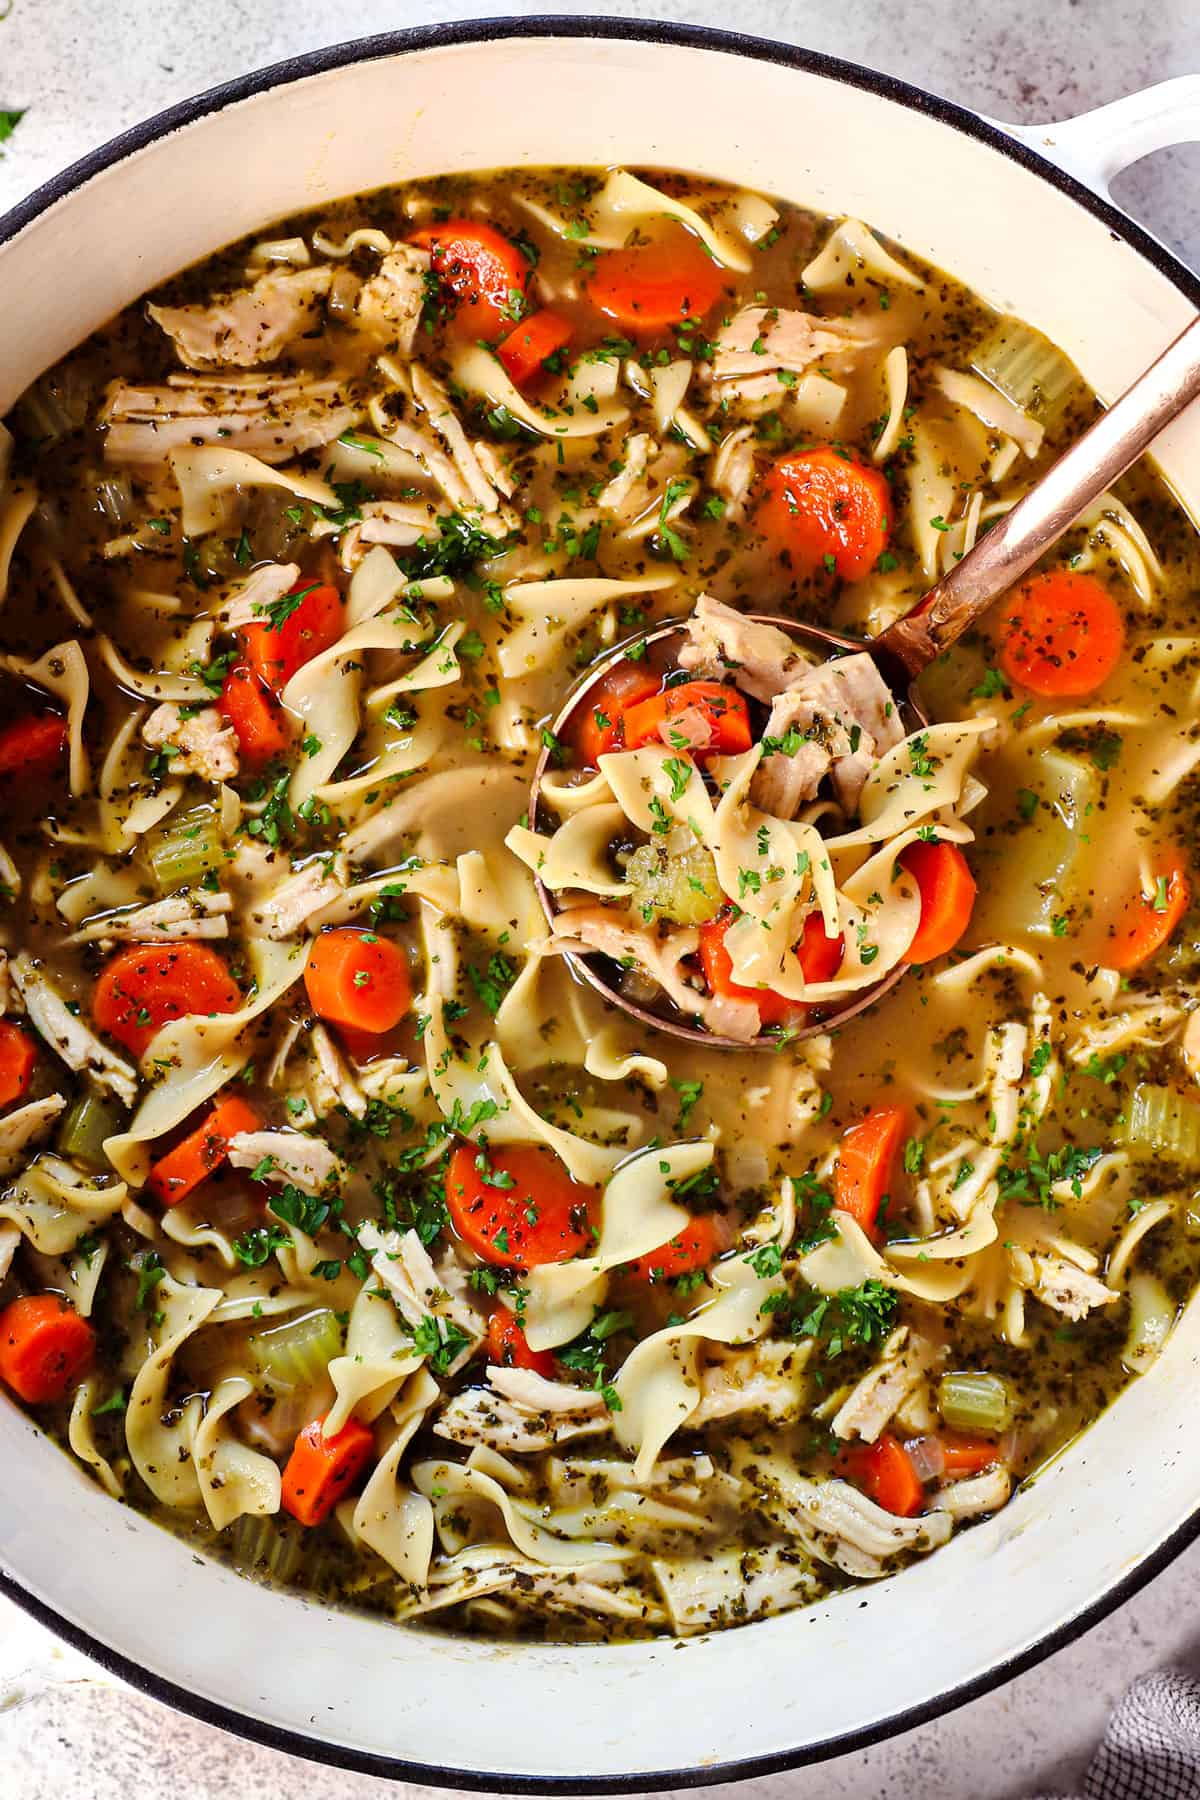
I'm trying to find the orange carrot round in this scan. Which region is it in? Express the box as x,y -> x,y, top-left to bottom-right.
0,1294 -> 95,1404
240,582 -> 343,693
572,663 -> 661,766
445,1143 -> 597,1269
0,1020 -> 37,1109
146,1094 -> 260,1207
586,228 -> 727,330
497,307 -> 572,385
627,1213 -> 722,1283
834,1104 -> 910,1240
280,1415 -> 374,1526
1107,847 -> 1191,972
999,570 -> 1124,696
622,680 -> 752,755
93,943 -> 242,1058
304,930 -> 412,1035
837,1431 -> 924,1517
0,713 -> 67,779
939,1432 -> 1002,1477
486,1305 -> 556,1377
901,841 -> 977,964
219,661 -> 288,764
411,219 -> 530,343
760,448 -> 891,581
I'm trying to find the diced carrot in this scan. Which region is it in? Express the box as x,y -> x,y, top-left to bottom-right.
586,227 -> 728,330
411,218 -> 531,343
486,1305 -> 556,1377
92,943 -> 241,1058
445,1143 -> 597,1269
939,1432 -> 1002,1477
0,1293 -> 95,1404
999,570 -> 1124,696
698,907 -> 844,1031
837,1431 -> 925,1517
834,1104 -> 910,1240
218,661 -> 288,764
627,1213 -> 722,1283
0,713 -> 67,779
572,663 -> 661,765
900,841 -> 977,964
239,582 -> 343,693
760,448 -> 891,581
622,680 -> 752,755
0,1020 -> 37,1109
497,308 -> 573,385
1106,846 -> 1190,972
280,1415 -> 375,1527
304,930 -> 412,1035
146,1095 -> 261,1207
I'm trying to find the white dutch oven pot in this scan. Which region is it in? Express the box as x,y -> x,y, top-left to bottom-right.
1,22 -> 1199,1789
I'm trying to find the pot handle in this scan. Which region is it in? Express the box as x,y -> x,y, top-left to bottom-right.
1002,75 -> 1200,196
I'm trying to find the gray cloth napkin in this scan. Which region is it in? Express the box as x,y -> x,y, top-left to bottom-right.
1037,1673 -> 1200,1800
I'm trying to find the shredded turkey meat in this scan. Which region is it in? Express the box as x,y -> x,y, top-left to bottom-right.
101,373 -> 360,469
147,267 -> 333,370
711,306 -> 865,384
142,704 -> 239,784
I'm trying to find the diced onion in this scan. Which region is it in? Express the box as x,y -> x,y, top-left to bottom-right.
903,1434 -> 946,1482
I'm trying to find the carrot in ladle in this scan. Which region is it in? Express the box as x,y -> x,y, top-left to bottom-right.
900,840 -> 977,964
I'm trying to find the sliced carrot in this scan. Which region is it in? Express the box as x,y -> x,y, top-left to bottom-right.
586,227 -> 727,330
0,712 -> 68,779
486,1305 -> 556,1377
218,661 -> 289,764
939,1432 -> 1002,1477
901,841 -> 977,964
1107,846 -> 1191,972
697,907 -> 844,1031
572,663 -> 661,765
834,1104 -> 910,1240
239,582 -> 343,693
280,1415 -> 374,1527
627,1213 -> 722,1283
622,680 -> 752,755
445,1143 -> 597,1270
760,448 -> 891,581
999,570 -> 1124,697
93,943 -> 241,1058
497,308 -> 573,385
304,930 -> 412,1035
411,218 -> 530,343
0,1294 -> 95,1404
146,1095 -> 261,1207
837,1432 -> 925,1517
0,1020 -> 37,1109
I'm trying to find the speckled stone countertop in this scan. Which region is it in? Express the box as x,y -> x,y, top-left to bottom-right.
1,2 -> 1199,1795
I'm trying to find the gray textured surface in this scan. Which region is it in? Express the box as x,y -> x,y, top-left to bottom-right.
1,1 -> 1199,1796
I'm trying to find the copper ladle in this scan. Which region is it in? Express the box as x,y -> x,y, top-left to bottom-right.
529,313 -> 1200,1050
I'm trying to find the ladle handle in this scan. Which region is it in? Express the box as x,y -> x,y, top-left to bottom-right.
877,311 -> 1200,678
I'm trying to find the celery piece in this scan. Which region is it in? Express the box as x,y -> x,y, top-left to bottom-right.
226,1511 -> 305,1584
624,840 -> 722,925
57,1088 -> 124,1172
248,1307 -> 343,1392
1117,1084 -> 1200,1166
937,1370 -> 1012,1434
147,802 -> 225,894
970,318 -> 1079,423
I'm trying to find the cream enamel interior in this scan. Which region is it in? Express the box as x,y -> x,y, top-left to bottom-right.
2,30 -> 1200,1784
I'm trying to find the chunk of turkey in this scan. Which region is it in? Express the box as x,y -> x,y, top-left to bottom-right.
101,374 -> 359,470
548,905 -> 760,1042
63,890 -> 232,947
597,433 -> 655,519
652,1545 -> 819,1634
751,654 -> 905,818
357,1223 -> 483,1374
226,1129 -> 349,1196
692,1339 -> 811,1425
772,1471 -> 952,1579
678,595 -> 818,702
434,1367 -> 610,1453
710,306 -> 864,383
147,267 -> 332,370
831,1328 -> 945,1444
1030,1253 -> 1119,1321
143,703 -> 239,784
250,858 -> 347,939
221,560 -> 302,628
355,245 -> 430,354
307,1023 -> 367,1120
0,1094 -> 68,1178
10,955 -> 138,1107
409,365 -> 508,519
933,1464 -> 1011,1520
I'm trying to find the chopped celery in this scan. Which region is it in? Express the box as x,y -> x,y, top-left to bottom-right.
57,1088 -> 125,1171
226,1511 -> 305,1583
248,1308 -> 343,1392
937,1371 -> 1012,1433
1122,1271 -> 1175,1375
148,802 -> 225,894
970,318 -> 1079,422
1117,1084 -> 1200,1166
623,841 -> 722,925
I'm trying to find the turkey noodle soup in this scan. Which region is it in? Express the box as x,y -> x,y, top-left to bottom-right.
0,166 -> 1197,1641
